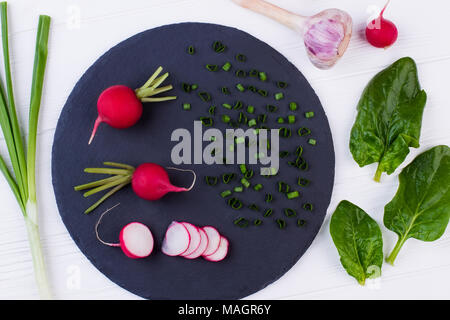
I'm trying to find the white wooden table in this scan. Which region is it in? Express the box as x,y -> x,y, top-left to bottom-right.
1,0 -> 449,300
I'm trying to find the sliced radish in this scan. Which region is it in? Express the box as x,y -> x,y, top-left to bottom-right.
204,236 -> 229,262
202,226 -> 221,257
161,221 -> 190,256
119,222 -> 154,259
180,222 -> 201,256
183,228 -> 209,259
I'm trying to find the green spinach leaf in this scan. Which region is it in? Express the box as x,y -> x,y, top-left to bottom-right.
384,145 -> 450,265
330,200 -> 383,285
350,57 -> 427,182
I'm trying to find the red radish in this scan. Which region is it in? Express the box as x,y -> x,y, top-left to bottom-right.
184,228 -> 209,259
161,221 -> 191,256
365,0 -> 398,48
203,236 -> 229,262
179,222 -> 202,257
75,162 -> 196,214
201,226 -> 221,257
88,66 -> 177,145
95,204 -> 154,259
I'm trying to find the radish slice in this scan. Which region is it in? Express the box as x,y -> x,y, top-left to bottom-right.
161,221 -> 190,256
202,226 -> 221,257
180,222 -> 201,256
119,222 -> 154,258
203,236 -> 229,262
183,228 -> 209,259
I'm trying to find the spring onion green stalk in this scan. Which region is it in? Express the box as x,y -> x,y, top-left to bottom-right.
0,3 -> 51,299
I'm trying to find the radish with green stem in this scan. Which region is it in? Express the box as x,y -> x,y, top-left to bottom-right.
74,162 -> 196,214
365,0 -> 398,48
95,204 -> 154,258
88,66 -> 177,145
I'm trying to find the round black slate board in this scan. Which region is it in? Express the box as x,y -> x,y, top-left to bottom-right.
52,23 -> 335,300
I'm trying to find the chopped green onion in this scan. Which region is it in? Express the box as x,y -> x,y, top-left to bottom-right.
212,41 -> 226,53
258,113 -> 268,123
198,91 -> 211,102
222,173 -> 235,184
303,203 -> 314,211
205,176 -> 218,186
308,138 -> 317,146
182,103 -> 191,111
298,127 -> 311,136
234,217 -> 249,228
222,62 -> 232,71
200,117 -> 213,126
220,190 -> 232,198
266,104 -> 277,113
233,100 -> 243,109
248,203 -> 259,211
274,92 -> 284,100
287,191 -> 300,199
234,186 -> 243,193
221,114 -> 231,123
236,83 -> 245,92
277,117 -> 284,124
296,146 -> 303,156
276,81 -> 288,89
278,181 -> 290,193
187,45 -> 195,55
182,82 -> 191,93
297,219 -> 306,227
284,208 -> 297,217
259,71 -> 267,81
248,118 -> 257,127
247,105 -> 254,113
244,169 -> 254,179
305,111 -> 315,118
222,103 -> 232,110
239,164 -> 247,174
253,183 -> 263,191
288,115 -> 296,124
276,219 -> 286,229
191,84 -> 198,90
222,87 -> 230,95
228,197 -> 243,210
235,53 -> 246,62
279,127 -> 291,138
208,105 -> 216,115
206,64 -> 218,72
235,69 -> 246,77
247,85 -> 257,92
297,177 -> 310,187
249,69 -> 258,77
241,177 -> 250,188
265,193 -> 273,203
253,219 -> 262,226
257,89 -> 268,97
279,151 -> 290,158
289,102 -> 298,111
263,208 -> 273,217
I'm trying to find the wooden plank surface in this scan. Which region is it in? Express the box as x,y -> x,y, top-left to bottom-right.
0,0 -> 449,299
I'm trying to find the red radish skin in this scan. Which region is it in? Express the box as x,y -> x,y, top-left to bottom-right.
89,85 -> 143,145
180,222 -> 202,257
119,222 -> 154,259
204,236 -> 229,262
161,221 -> 191,256
131,163 -> 194,201
87,66 -> 177,145
365,0 -> 398,48
183,228 -> 209,259
201,226 -> 221,257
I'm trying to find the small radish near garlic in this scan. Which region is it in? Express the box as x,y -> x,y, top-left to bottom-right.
95,204 -> 154,259
74,162 -> 196,214
365,0 -> 398,48
88,66 -> 177,145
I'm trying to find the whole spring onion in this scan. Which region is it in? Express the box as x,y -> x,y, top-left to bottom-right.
0,3 -> 52,298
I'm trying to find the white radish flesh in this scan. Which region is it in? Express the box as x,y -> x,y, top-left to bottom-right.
119,222 -> 154,258
180,222 -> 201,256
161,221 -> 191,256
204,236 -> 229,262
184,228 -> 209,259
202,226 -> 221,256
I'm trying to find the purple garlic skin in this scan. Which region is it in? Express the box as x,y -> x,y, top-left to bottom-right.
302,9 -> 353,69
